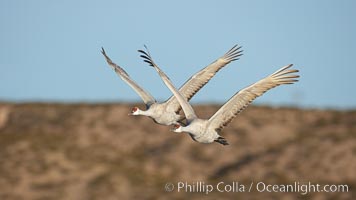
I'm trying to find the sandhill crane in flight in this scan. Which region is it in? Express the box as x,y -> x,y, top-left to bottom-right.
139,48 -> 299,145
101,45 -> 242,126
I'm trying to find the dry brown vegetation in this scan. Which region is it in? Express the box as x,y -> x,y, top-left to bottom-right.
0,103 -> 355,200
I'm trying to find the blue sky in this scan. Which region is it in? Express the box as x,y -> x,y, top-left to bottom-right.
1,0 -> 355,109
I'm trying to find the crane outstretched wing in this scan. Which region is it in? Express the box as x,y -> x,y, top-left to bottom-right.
101,48 -> 156,107
165,45 -> 243,113
208,64 -> 299,132
139,47 -> 198,123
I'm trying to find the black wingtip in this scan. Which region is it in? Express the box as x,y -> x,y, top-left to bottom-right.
143,60 -> 154,67
138,45 -> 156,67
101,47 -> 110,61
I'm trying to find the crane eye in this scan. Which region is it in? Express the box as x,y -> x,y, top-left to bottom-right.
131,107 -> 138,113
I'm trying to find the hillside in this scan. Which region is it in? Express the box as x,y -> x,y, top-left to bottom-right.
0,103 -> 355,200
